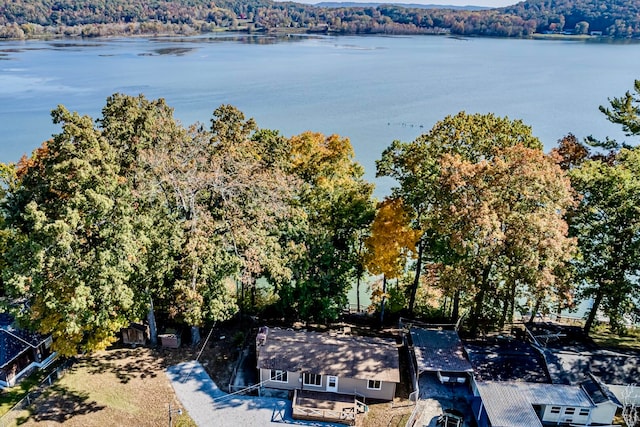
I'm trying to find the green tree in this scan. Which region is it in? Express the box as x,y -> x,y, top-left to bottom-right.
569,148 -> 640,334
599,79 -> 640,137
2,107 -> 146,355
279,132 -> 374,322
99,93 -> 184,345
141,104 -> 296,343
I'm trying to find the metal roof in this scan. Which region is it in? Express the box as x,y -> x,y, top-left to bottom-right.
476,381 -> 596,427
257,328 -> 400,383
410,328 -> 473,373
476,382 -> 543,427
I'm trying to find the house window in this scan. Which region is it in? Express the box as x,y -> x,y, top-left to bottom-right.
303,373 -> 322,386
550,407 -> 561,414
367,380 -> 382,390
270,370 -> 287,382
564,407 -> 575,415
579,408 -> 590,416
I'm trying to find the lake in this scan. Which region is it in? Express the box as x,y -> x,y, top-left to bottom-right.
1,34 -> 640,198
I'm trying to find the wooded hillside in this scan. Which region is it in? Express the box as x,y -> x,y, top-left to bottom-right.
1,0 -> 639,38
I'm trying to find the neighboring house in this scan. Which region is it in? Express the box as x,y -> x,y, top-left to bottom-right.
0,317 -> 56,388
409,327 -> 473,384
256,327 -> 400,401
473,377 -> 622,427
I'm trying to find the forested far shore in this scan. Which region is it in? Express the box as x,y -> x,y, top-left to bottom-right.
0,0 -> 639,39
1,80 -> 639,356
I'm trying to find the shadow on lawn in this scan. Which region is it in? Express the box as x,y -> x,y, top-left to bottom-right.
15,384 -> 105,424
82,347 -> 175,384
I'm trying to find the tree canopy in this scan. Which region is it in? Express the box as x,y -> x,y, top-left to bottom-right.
2,79 -> 640,352
377,112 -> 576,331
0,95 -> 374,353
564,79 -> 640,335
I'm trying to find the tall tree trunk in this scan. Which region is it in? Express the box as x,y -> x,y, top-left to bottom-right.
356,238 -> 364,313
146,291 -> 158,346
470,265 -> 491,337
250,279 -> 256,312
584,288 -> 604,335
528,298 -> 542,323
451,289 -> 460,323
499,280 -> 516,330
356,274 -> 361,313
471,287 -> 485,337
191,325 -> 201,346
408,241 -> 424,318
380,275 -> 387,326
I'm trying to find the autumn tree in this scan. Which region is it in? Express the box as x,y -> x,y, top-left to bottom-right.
364,198 -> 421,322
378,112 -> 545,319
141,105 -> 295,344
1,95 -> 300,352
435,145 -> 576,332
378,112 -> 575,333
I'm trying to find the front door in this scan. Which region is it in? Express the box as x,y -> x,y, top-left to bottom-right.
326,375 -> 338,393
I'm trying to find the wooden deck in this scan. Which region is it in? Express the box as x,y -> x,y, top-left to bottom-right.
292,389 -> 365,425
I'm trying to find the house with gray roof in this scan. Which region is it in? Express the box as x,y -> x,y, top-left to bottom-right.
473,378 -> 622,427
256,327 -> 400,401
0,315 -> 56,388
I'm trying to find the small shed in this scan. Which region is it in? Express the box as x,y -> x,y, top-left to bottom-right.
121,323 -> 149,346
159,330 -> 181,349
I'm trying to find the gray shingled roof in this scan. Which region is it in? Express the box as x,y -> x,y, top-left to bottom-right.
410,328 -> 473,373
256,328 -> 400,383
476,381 -> 596,427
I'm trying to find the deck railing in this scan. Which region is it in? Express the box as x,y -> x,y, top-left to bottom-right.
292,389 -> 357,425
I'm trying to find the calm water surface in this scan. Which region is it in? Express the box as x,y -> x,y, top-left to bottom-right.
1,34 -> 639,196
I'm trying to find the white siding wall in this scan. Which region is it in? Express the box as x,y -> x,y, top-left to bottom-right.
259,369 -> 396,400
590,401 -> 619,425
338,376 -> 396,401
541,404 -> 591,425
260,368 -> 300,390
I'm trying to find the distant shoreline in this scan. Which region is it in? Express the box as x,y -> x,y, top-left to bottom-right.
0,26 -> 631,43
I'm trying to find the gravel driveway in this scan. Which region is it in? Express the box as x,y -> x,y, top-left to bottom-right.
166,361 -> 344,427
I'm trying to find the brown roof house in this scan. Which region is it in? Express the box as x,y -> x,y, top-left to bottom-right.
256,327 -> 400,425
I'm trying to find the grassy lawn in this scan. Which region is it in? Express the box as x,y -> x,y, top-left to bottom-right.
591,326 -> 640,352
1,348 -> 196,427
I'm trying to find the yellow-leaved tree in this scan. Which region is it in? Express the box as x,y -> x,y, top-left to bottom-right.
364,198 -> 422,323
